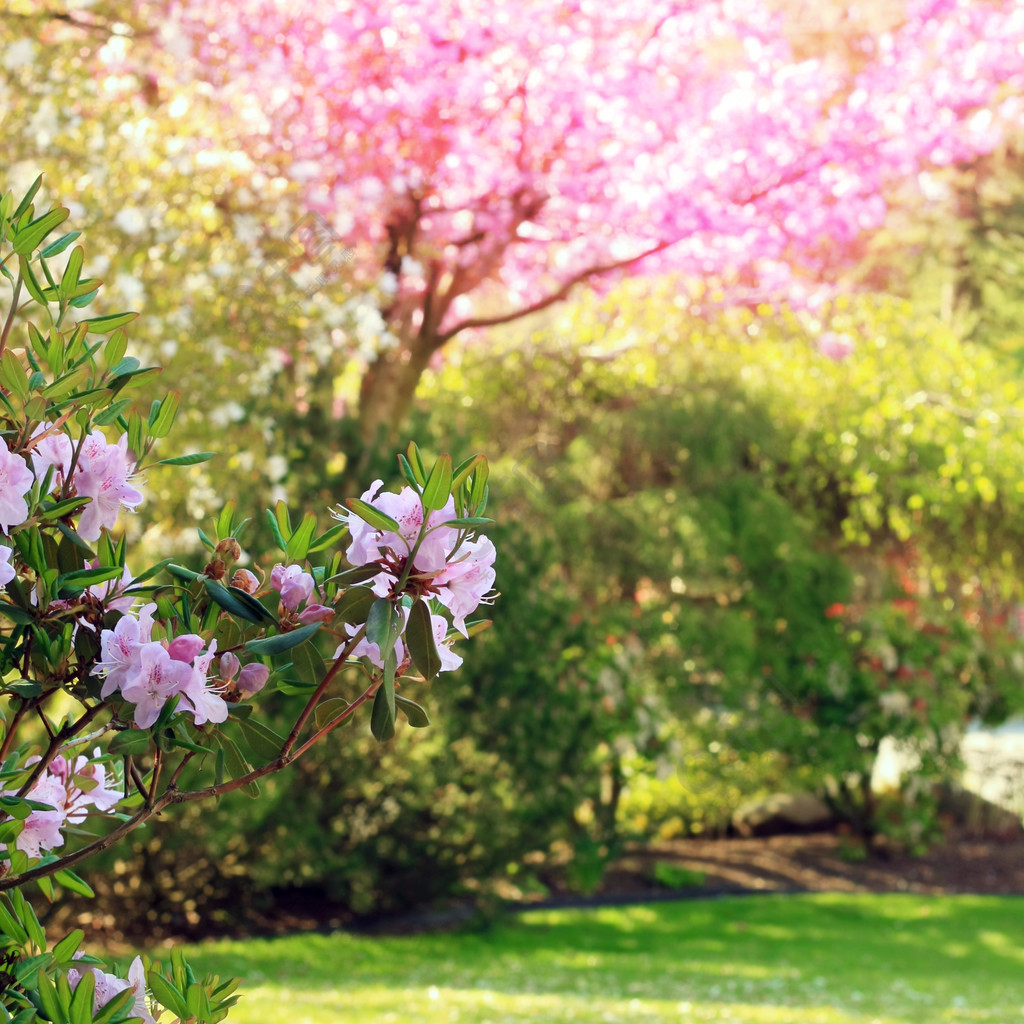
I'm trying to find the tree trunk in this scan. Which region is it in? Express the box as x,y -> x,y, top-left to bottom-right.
354,330 -> 438,461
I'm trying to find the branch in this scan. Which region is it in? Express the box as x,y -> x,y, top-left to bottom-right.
436,240 -> 671,344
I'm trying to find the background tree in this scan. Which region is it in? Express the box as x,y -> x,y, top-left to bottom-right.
146,0 -> 1024,444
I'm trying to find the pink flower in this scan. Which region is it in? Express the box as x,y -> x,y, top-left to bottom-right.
75,433 -> 144,541
0,545 -> 14,587
0,439 -> 34,534
179,640 -> 228,725
94,603 -> 156,698
344,481 -> 459,582
817,331 -> 856,362
431,612 -> 463,673
271,563 -> 315,611
120,642 -> 194,729
29,423 -> 74,484
14,773 -> 66,858
434,536 -> 497,635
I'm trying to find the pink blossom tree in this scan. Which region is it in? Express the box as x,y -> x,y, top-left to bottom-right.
145,0 -> 1024,439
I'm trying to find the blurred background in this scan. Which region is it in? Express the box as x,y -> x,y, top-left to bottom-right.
3,0 -> 1024,938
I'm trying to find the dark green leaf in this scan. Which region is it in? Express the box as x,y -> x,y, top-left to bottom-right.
108,730 -> 151,756
314,697 -> 351,730
244,622 -> 320,656
395,694 -> 431,728
39,231 -> 81,259
370,683 -> 395,742
406,598 -> 441,682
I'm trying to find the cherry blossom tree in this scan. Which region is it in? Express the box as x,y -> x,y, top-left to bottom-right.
144,0 -> 1024,440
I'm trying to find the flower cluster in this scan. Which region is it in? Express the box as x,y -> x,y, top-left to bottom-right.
4,752 -> 121,859
345,480 -> 496,634
94,604 -> 229,728
31,426 -> 143,541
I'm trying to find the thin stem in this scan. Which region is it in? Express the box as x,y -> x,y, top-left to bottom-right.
278,627 -> 365,757
0,277 -> 23,356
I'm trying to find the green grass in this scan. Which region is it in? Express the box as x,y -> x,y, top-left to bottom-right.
179,895 -> 1024,1023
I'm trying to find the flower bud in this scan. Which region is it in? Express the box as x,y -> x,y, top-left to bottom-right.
219,651 -> 240,681
215,537 -> 243,563
298,603 -> 334,625
237,663 -> 269,695
203,559 -> 226,580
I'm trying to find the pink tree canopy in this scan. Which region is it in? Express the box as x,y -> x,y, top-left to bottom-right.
146,0 -> 1024,437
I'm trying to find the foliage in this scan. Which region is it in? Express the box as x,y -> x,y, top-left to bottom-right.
0,178 -> 495,1020
183,895 -> 1024,1024
66,522 -> 631,929
415,284 -> 1024,844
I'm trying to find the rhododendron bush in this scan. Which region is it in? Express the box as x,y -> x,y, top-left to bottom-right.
0,179 -> 495,1022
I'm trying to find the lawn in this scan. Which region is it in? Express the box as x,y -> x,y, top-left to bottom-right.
178,894 -> 1023,1023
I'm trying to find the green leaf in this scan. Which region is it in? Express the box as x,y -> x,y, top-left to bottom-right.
57,565 -> 124,595
274,500 -> 293,543
148,391 -> 180,438
334,586 -> 375,627
39,231 -> 81,259
265,507 -> 287,550
326,564 -> 384,586
438,516 -> 494,527
12,175 -> 43,221
451,453 -> 485,492
108,729 -> 151,756
285,511 -> 318,562
58,245 -> 84,302
244,622 -> 320,656
0,602 -> 34,625
397,453 -> 421,491
236,718 -> 285,762
92,988 -> 136,1024
0,350 -> 29,399
216,500 -> 237,540
216,735 -> 259,798
344,498 -> 400,534
151,450 -> 216,467
306,521 -> 347,555
53,870 -> 94,899
38,495 -> 91,520
81,311 -> 138,334
370,683 -> 395,742
366,598 -> 402,654
406,441 -> 427,485
12,206 -> 69,255
421,453 -> 453,512
52,928 -> 84,963
35,970 -> 64,1024
406,598 -> 441,682
395,694 -> 431,728
148,974 -> 191,1021
166,563 -> 202,583
103,329 -> 128,367
470,457 -> 490,507
204,579 -> 274,624
314,696 -> 351,730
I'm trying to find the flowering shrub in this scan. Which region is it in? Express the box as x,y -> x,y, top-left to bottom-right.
0,178 -> 495,1021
